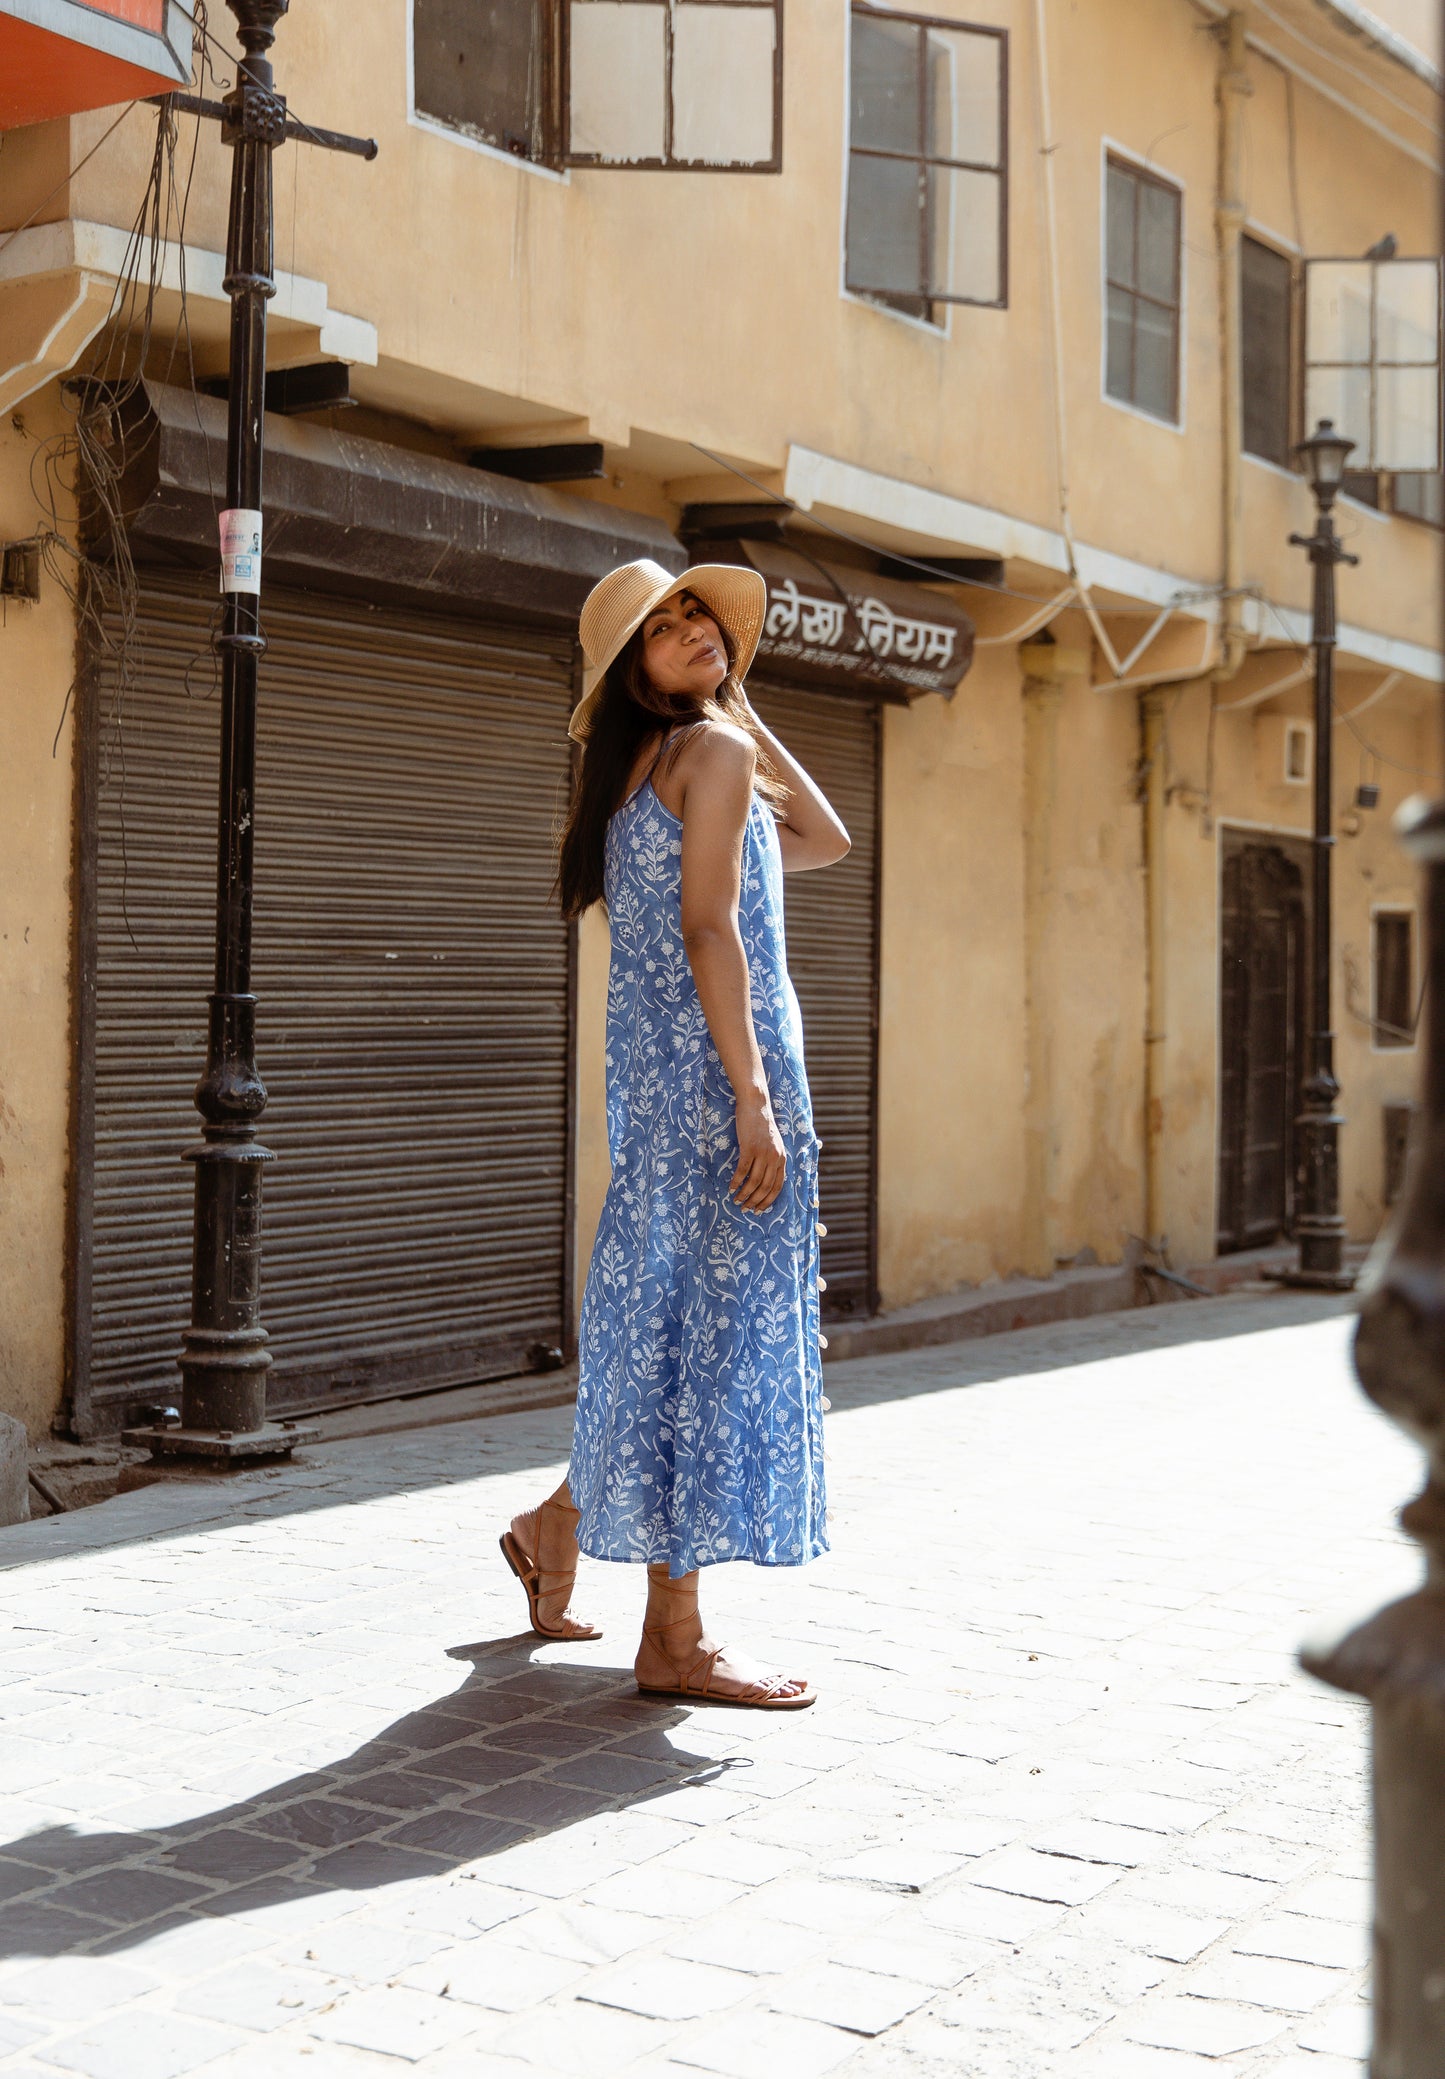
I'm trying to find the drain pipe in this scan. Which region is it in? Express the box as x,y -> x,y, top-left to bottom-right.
1142,688 -> 1170,1254
1021,633 -> 1090,1275
1216,8 -> 1251,687
1141,12 -> 1252,1259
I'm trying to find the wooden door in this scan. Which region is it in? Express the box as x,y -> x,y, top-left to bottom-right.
1217,834 -> 1310,1252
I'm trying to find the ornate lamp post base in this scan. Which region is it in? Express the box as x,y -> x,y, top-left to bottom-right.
121,1417 -> 320,1465
1268,1266 -> 1358,1292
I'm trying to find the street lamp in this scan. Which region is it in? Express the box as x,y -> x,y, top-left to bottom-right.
1280,418 -> 1359,1290
126,1 -> 373,1470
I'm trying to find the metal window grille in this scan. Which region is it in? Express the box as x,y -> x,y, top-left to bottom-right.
1241,234 -> 1293,468
1374,911 -> 1416,1049
413,0 -> 559,163
1104,155 -> 1181,423
845,3 -> 1008,322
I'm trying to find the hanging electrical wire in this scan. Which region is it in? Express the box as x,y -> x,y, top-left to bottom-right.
0,100 -> 142,261
15,54 -> 220,941
1255,593 -> 1441,782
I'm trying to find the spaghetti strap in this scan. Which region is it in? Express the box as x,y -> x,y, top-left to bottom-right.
651,718 -> 708,787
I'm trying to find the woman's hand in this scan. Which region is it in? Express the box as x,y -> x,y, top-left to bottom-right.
732,1092 -> 787,1213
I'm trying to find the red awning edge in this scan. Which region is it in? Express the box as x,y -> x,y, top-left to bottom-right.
0,0 -> 192,131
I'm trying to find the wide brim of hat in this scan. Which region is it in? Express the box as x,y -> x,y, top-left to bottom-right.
568,563 -> 767,744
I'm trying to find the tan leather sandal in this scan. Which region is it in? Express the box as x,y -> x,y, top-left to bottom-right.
635,1614 -> 814,1709
499,1498 -> 602,1641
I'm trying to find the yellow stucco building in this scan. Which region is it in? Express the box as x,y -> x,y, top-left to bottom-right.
0,0 -> 1440,1440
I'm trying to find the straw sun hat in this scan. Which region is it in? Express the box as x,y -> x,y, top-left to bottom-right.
569,558 -> 767,744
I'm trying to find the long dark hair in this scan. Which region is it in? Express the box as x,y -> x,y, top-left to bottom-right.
556,598 -> 784,918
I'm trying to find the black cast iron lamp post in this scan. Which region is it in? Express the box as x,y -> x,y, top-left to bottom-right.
1280,418 -> 1359,1292
127,1 -> 373,1468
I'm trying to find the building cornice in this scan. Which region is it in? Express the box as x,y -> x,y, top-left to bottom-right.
784,445 -> 1444,687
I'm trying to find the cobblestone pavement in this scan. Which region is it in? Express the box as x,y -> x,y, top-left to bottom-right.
0,1290 -> 1418,2078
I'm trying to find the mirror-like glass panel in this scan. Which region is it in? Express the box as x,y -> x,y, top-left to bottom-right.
929,164 -> 999,303
1376,259 -> 1440,365
1305,364 -> 1372,456
1307,261 -> 1373,365
926,27 -> 999,164
672,4 -> 776,165
569,2 -> 666,160
1376,363 -> 1441,471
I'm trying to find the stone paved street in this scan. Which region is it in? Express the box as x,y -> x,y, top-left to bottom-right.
0,1291 -> 1417,2078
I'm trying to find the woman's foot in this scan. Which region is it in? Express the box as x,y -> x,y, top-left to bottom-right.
634,1568 -> 813,1708
500,1489 -> 601,1641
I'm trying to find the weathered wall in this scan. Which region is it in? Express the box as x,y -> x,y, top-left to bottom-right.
0,393 -> 76,1438
58,5 -> 1439,667
13,0 -> 1439,1351
876,645 -> 1028,1307
1036,668 -> 1149,1272
1149,674 -> 1433,1266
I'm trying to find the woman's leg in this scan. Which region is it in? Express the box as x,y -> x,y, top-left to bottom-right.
504,1480 -> 598,1639
635,1564 -> 811,1703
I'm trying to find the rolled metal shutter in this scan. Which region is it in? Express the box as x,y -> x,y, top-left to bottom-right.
748,681 -> 880,1318
86,574 -> 574,1424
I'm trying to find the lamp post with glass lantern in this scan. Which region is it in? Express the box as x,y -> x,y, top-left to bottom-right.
1279,418 -> 1359,1291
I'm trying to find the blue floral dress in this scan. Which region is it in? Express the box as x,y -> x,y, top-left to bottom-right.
569,764 -> 829,1578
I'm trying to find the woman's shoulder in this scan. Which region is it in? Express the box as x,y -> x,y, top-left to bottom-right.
672,718 -> 756,780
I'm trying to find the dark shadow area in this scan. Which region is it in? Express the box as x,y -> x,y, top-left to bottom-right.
0,1291 -> 1354,1573
0,1638 -> 740,1960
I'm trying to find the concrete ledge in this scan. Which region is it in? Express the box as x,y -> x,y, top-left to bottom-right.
823,1262 -> 1140,1363
823,1244 -> 1368,1364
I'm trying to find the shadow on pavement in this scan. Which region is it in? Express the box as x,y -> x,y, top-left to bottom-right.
0,1636 -> 734,1960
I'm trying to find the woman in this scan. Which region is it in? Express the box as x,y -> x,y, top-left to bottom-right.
501,557 -> 850,1708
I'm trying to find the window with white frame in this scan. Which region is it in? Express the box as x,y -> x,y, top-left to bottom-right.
413,0 -> 783,171
1373,910 -> 1416,1049
1104,154 -> 1181,423
845,4 -> 1008,324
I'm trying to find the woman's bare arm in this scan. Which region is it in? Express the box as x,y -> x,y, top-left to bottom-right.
736,696 -> 851,874
677,725 -> 786,1214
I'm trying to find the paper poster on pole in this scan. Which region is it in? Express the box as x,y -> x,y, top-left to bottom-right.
219,508 -> 263,594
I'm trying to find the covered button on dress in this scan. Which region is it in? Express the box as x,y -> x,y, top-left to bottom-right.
569,768 -> 829,1579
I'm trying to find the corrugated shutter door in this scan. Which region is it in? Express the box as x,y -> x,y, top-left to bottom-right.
748,681 -> 880,1318
88,575 -> 574,1422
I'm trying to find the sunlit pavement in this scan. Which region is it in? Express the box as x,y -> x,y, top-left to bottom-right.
0,1288 -> 1411,2078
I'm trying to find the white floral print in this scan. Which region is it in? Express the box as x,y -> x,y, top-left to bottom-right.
569,774 -> 828,1578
